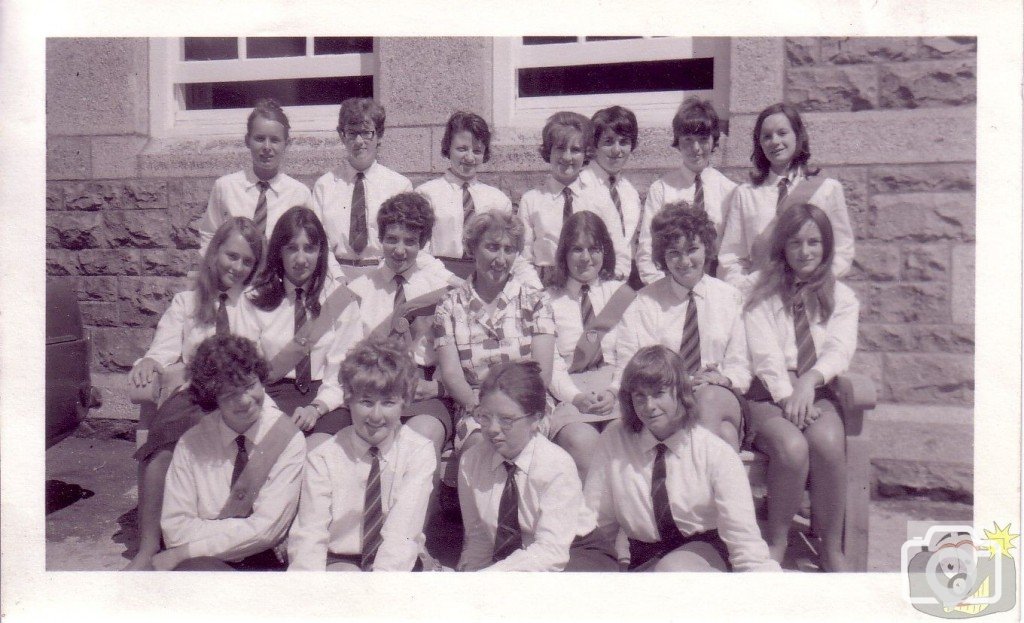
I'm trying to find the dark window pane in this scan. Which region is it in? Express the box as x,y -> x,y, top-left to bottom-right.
518,58 -> 714,97
314,37 -> 373,55
522,36 -> 576,45
183,38 -> 237,61
246,37 -> 306,58
182,76 -> 374,110
584,36 -> 642,42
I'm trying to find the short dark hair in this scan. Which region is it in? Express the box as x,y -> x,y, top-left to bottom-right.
377,192 -> 435,247
618,345 -> 698,434
650,202 -> 718,273
539,111 -> 594,163
479,361 -> 547,418
750,102 -> 816,185
339,336 -> 417,405
671,97 -> 722,149
188,335 -> 269,411
337,98 -> 386,137
441,111 -> 492,163
463,211 -> 525,259
551,211 -> 616,288
591,105 -> 639,150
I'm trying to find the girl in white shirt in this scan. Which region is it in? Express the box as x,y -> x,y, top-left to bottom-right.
718,102 -> 855,294
125,217 -> 264,570
743,203 -> 859,572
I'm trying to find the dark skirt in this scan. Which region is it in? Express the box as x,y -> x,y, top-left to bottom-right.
744,375 -> 839,442
265,378 -> 352,436
628,529 -> 732,571
134,387 -> 211,462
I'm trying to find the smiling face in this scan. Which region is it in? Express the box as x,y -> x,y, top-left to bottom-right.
217,375 -> 265,434
478,389 -> 538,460
548,129 -> 587,186
472,229 -> 518,286
758,112 -> 798,175
784,219 -> 824,279
281,228 -> 319,287
381,222 -> 421,276
630,383 -> 686,441
216,231 -> 257,291
448,130 -> 485,181
675,132 -> 713,175
340,116 -> 380,172
349,391 -> 404,447
664,235 -> 706,290
565,231 -> 603,285
246,116 -> 288,181
593,128 -> 632,176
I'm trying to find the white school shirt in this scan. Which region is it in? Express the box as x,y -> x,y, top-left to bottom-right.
458,433 -> 593,572
612,275 -> 752,392
416,172 -> 513,258
576,163 -> 638,277
161,400 -> 306,562
744,281 -> 860,402
636,166 -> 737,285
583,420 -> 780,572
717,173 -> 855,293
518,174 -> 621,269
236,280 -> 364,411
198,168 -> 314,256
287,426 -> 437,571
346,259 -> 454,367
137,287 -> 247,368
546,278 -> 624,403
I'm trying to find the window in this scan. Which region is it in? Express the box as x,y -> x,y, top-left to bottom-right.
492,37 -> 731,131
150,37 -> 376,137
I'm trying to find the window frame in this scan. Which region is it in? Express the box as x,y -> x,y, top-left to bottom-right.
149,37 -> 376,138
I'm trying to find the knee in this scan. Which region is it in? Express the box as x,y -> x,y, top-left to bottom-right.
769,430 -> 809,469
407,415 -> 446,448
556,424 -> 599,456
807,418 -> 846,463
697,386 -> 740,425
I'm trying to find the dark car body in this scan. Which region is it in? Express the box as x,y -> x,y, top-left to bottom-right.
46,281 -> 101,447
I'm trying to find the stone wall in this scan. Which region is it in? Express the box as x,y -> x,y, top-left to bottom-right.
45,36 -> 976,407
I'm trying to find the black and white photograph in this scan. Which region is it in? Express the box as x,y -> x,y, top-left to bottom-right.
3,1 -> 1021,621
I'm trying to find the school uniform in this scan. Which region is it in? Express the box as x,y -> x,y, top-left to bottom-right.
611,274 -> 751,393
161,400 -> 306,569
518,174 -> 623,274
636,166 -> 737,285
576,163 -> 637,278
198,168 -> 313,257
417,172 -> 513,259
583,420 -> 780,572
718,173 -> 855,293
287,426 -> 437,571
237,280 -> 363,434
458,434 -> 595,572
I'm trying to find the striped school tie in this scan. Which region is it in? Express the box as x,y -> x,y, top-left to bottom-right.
793,295 -> 818,376
678,290 -> 701,375
492,461 -> 522,562
393,273 -> 406,308
462,181 -> 476,224
350,172 -> 368,254
692,173 -> 705,214
294,288 -> 311,394
230,435 -> 248,487
608,175 -> 625,236
652,443 -> 683,542
579,283 -> 595,326
360,446 -> 383,571
215,292 -> 230,336
562,186 -> 573,223
775,178 -> 790,216
254,181 -> 269,236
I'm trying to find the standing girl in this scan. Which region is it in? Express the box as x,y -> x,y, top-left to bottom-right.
125,217 -> 264,570
717,102 -> 855,294
744,203 -> 859,572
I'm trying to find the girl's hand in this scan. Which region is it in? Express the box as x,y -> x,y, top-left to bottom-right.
571,393 -> 592,414
589,390 -> 616,416
783,376 -> 818,430
129,357 -> 164,388
292,405 -> 321,432
693,364 -> 731,389
415,378 -> 439,401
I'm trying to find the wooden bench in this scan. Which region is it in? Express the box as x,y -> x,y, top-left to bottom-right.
741,372 -> 876,571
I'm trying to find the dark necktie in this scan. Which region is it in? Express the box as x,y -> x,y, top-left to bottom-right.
679,290 -> 701,375
793,294 -> 818,376
492,461 -> 522,562
216,291 -> 230,336
693,173 -> 705,214
350,171 -> 368,254
579,283 -> 595,326
294,288 -> 311,394
462,181 -> 476,224
775,177 -> 790,216
230,435 -> 248,487
254,181 -> 269,236
361,446 -> 383,571
608,175 -> 625,236
652,443 -> 684,542
393,273 -> 406,308
561,186 -> 573,224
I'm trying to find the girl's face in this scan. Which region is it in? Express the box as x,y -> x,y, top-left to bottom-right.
340,116 -> 380,172
477,389 -> 539,460
549,129 -> 587,186
216,232 -> 257,291
784,219 -> 825,278
593,128 -> 632,176
381,222 -> 421,276
246,116 -> 288,180
566,232 -> 604,285
349,391 -> 405,448
217,375 -> 265,434
664,235 -> 706,290
448,130 -> 486,180
758,112 -> 798,174
630,383 -> 686,441
281,229 -> 319,287
473,230 -> 517,285
676,133 -> 714,175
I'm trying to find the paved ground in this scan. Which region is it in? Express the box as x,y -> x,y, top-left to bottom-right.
46,434 -> 972,572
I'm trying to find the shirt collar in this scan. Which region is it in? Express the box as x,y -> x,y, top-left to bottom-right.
666,274 -> 706,301
379,257 -> 422,284
444,169 -> 477,188
544,174 -> 583,197
348,426 -> 398,462
341,159 -> 380,183
584,162 -> 616,186
489,433 -> 539,475
639,424 -> 691,456
675,164 -> 702,186
219,284 -> 246,304
215,404 -> 266,451
244,167 -> 282,190
765,168 -> 799,186
566,275 -> 598,296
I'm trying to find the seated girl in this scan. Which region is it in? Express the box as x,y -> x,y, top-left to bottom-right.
584,345 -> 779,572
743,203 -> 858,572
125,217 -> 263,570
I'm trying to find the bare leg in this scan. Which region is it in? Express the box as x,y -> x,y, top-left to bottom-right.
804,400 -> 847,572
123,448 -> 173,570
653,541 -> 729,572
751,405 -> 809,563
326,560 -> 362,572
406,414 -> 446,458
553,422 -> 601,479
696,385 -> 742,452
